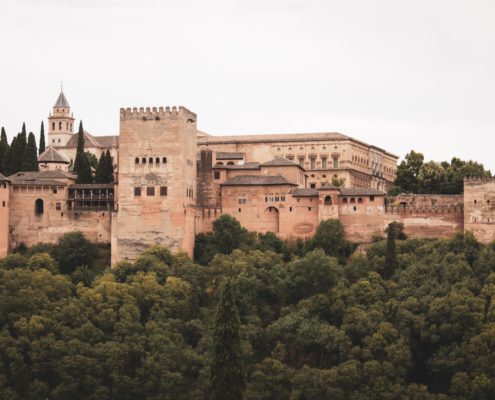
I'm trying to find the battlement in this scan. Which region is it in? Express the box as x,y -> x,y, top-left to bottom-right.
120,106 -> 197,121
464,177 -> 495,186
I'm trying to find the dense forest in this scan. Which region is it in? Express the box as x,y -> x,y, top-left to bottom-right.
1,216 -> 495,399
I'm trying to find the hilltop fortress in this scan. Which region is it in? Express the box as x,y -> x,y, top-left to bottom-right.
0,91 -> 494,262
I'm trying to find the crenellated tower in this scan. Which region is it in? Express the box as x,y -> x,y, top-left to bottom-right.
0,174 -> 9,258
111,106 -> 198,263
47,89 -> 75,147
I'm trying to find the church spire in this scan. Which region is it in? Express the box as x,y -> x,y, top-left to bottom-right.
54,89 -> 70,108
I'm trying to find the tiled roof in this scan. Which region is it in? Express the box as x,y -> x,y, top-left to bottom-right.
292,188 -> 319,197
261,158 -> 303,168
216,151 -> 244,160
38,147 -> 70,163
199,131 -> 349,144
63,132 -> 118,149
8,170 -> 76,182
221,175 -> 296,186
0,173 -> 9,182
340,187 -> 385,196
54,91 -> 70,108
320,182 -> 341,190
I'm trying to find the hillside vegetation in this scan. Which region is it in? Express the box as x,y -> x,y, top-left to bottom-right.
1,217 -> 495,399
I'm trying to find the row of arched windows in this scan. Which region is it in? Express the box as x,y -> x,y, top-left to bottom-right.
51,122 -> 73,131
342,197 -> 364,204
135,157 -> 167,165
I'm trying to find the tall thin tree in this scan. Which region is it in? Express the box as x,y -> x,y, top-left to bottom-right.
0,127 -> 7,174
105,150 -> 114,183
73,121 -> 92,183
39,121 -> 46,154
384,222 -> 398,279
22,132 -> 39,171
207,280 -> 245,400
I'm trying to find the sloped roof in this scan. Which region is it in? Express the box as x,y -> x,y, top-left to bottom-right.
69,183 -> 114,189
292,188 -> 319,197
8,169 -> 76,182
221,175 -> 296,186
10,179 -> 67,187
38,147 -> 70,163
340,187 -> 385,196
63,131 -> 118,149
261,158 -> 303,168
214,162 -> 260,170
216,152 -> 244,160
54,91 -> 70,108
320,182 -> 341,190
0,173 -> 9,182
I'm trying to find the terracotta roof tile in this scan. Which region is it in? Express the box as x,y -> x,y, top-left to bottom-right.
340,188 -> 385,196
292,188 -> 319,197
38,147 -> 70,163
216,151 -> 244,160
261,158 -> 303,168
221,175 -> 296,186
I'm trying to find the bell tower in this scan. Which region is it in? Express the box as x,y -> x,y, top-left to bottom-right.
47,87 -> 75,147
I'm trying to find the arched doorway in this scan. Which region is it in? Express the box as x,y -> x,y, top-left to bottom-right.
262,206 -> 279,233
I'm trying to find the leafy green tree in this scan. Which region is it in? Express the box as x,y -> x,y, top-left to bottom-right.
310,219 -> 352,263
331,176 -> 346,187
85,151 -> 98,170
52,231 -> 96,274
212,214 -> 250,255
21,132 -> 39,171
417,161 -> 447,193
394,150 -> 424,193
39,121 -> 45,154
208,280 -> 246,400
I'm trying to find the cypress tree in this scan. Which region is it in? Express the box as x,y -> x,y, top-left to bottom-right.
207,280 -> 245,400
94,152 -> 105,183
384,222 -> 398,279
0,127 -> 7,174
21,132 -> 39,171
105,150 -> 114,183
73,121 -> 92,183
10,134 -> 24,174
39,121 -> 46,154
2,140 -> 13,176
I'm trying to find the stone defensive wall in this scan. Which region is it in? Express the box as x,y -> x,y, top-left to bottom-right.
464,178 -> 495,243
119,106 -> 197,121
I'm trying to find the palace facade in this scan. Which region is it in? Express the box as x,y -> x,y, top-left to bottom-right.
0,91 -> 493,262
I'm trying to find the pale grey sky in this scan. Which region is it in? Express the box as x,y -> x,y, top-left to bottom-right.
1,0 -> 494,170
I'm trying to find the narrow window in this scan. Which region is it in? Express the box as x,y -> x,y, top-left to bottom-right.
324,196 -> 332,205
299,157 -> 304,167
35,199 -> 44,215
353,206 -> 357,211
333,156 -> 339,168
308,207 -> 312,211
147,187 -> 155,196
238,208 -> 241,212
2,201 -> 5,207
214,171 -> 221,179
142,157 -> 146,164
52,122 -> 55,130
350,198 -> 356,204
343,198 -> 348,204
321,157 -> 327,169
56,202 -> 61,210
289,206 -> 292,212
156,157 -> 160,164
135,157 -> 139,164
149,157 -> 153,164
134,187 -> 141,197
160,187 -> 168,196
162,157 -> 167,163
370,196 -> 375,202
59,122 -> 62,130
66,122 -> 69,130
358,198 -> 363,204
310,157 -> 316,169
53,188 -> 57,194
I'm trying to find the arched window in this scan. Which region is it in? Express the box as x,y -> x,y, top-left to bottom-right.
66,122 -> 69,130
59,122 -> 62,130
52,122 -> 55,130
135,157 -> 139,164
227,161 -> 235,165
350,198 -> 355,204
149,157 -> 153,163
216,162 -> 223,166
142,157 -> 146,164
35,199 -> 44,215
162,157 -> 167,164
343,198 -> 348,204
156,157 -> 160,164
324,195 -> 332,205
358,197 -> 363,204
70,123 -> 73,130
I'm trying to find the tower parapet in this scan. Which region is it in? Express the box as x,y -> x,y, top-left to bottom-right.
119,106 -> 196,121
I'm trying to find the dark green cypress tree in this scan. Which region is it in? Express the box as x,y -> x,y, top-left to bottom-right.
39,121 -> 46,154
10,134 -> 24,174
76,154 -> 92,184
2,138 -> 13,176
105,150 -> 114,183
94,151 -> 105,183
207,280 -> 245,400
73,121 -> 92,183
384,222 -> 398,279
0,127 -> 7,174
21,132 -> 39,171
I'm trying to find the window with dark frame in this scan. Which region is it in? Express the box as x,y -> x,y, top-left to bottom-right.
147,187 -> 155,196
134,187 -> 141,197
160,186 -> 168,196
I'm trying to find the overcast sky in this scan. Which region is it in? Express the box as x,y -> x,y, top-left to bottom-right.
1,0 -> 494,170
